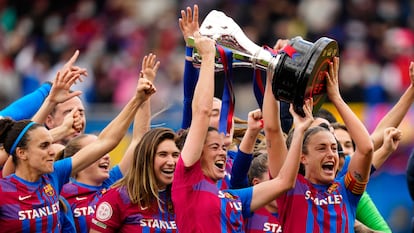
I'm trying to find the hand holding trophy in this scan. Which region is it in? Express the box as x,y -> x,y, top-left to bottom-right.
188,10 -> 339,116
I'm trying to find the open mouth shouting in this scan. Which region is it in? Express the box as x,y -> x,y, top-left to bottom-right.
161,168 -> 175,178
214,159 -> 225,171
321,161 -> 335,176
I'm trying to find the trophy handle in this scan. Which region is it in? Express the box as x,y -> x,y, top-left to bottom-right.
186,36 -> 275,71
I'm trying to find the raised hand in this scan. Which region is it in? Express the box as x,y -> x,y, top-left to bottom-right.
382,127 -> 402,154
247,108 -> 263,133
72,108 -> 84,133
289,98 -> 314,132
140,53 -> 160,82
61,50 -> 88,79
62,107 -> 83,134
273,39 -> 289,51
193,31 -> 216,59
48,69 -> 83,104
326,56 -> 341,101
135,77 -> 156,102
179,4 -> 200,45
48,50 -> 88,104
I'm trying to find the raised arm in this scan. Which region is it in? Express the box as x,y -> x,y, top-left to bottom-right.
250,99 -> 314,211
239,109 -> 263,155
181,31 -> 216,166
371,127 -> 401,169
230,109 -> 263,188
118,53 -> 160,174
179,4 -> 200,47
70,76 -> 156,175
263,69 -> 288,178
327,57 -> 373,184
0,82 -> 51,121
32,50 -> 87,124
180,4 -> 201,129
370,61 -> 414,151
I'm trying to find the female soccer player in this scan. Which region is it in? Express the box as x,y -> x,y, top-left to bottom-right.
245,153 -> 283,233
0,64 -> 156,232
265,56 -> 374,233
179,4 -> 236,191
171,14 -> 315,231
90,127 -> 180,232
59,53 -> 159,233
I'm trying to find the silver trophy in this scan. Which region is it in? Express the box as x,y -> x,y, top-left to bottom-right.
188,10 -> 339,116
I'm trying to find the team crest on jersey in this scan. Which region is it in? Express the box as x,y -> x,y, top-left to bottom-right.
43,184 -> 55,196
327,182 -> 339,194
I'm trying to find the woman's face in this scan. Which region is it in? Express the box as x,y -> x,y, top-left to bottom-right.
200,131 -> 227,182
334,128 -> 354,156
302,130 -> 339,185
76,135 -> 111,185
21,127 -> 55,175
154,139 -> 180,190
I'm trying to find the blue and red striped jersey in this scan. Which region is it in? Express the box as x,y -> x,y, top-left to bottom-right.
0,158 -> 72,232
172,156 -> 253,233
244,206 -> 282,233
277,174 -> 361,233
61,165 -> 122,233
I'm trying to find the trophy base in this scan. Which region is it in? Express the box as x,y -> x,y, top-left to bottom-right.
272,37 -> 339,116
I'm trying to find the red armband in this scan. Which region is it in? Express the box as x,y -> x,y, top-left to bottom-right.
345,172 -> 368,195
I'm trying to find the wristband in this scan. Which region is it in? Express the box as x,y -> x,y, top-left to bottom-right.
185,46 -> 193,61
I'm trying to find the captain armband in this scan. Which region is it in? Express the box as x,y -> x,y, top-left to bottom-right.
345,172 -> 368,195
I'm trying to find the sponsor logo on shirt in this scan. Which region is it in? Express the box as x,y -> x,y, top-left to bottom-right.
73,205 -> 96,217
263,222 -> 282,233
75,196 -> 87,201
305,190 -> 343,206
18,202 -> 59,220
18,195 -> 31,201
139,219 -> 177,229
218,190 -> 242,211
217,190 -> 237,200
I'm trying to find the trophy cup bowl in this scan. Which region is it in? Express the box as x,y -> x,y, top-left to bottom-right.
272,36 -> 339,116
189,10 -> 339,116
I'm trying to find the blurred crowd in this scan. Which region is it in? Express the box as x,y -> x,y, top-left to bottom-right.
0,0 -> 413,112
